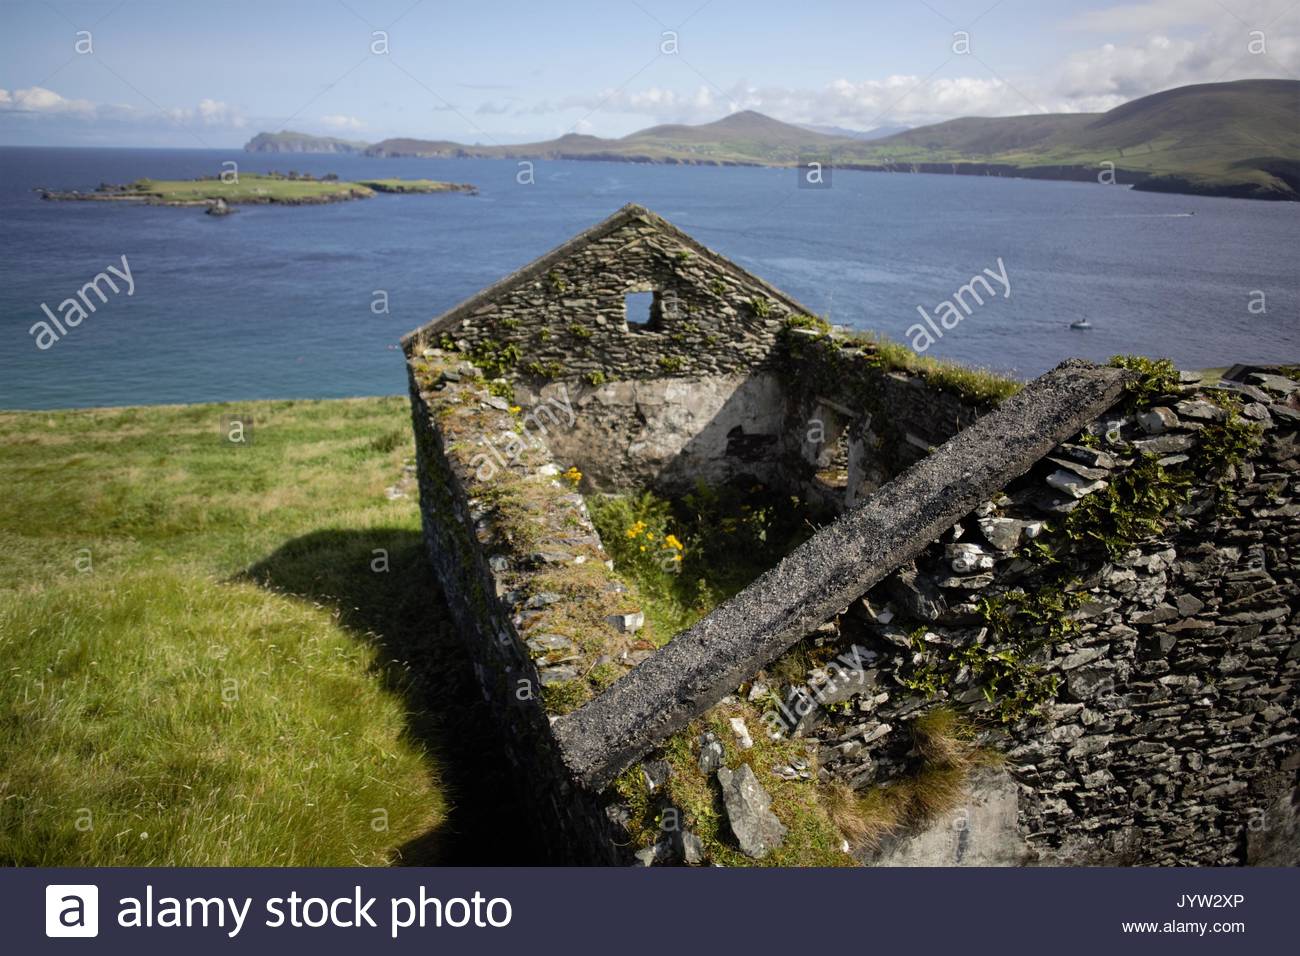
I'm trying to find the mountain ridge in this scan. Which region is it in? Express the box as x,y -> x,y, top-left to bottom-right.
244,80 -> 1300,200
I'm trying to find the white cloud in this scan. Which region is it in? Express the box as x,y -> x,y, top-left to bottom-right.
509,0 -> 1299,132
1056,4 -> 1299,101
319,113 -> 365,130
197,98 -> 245,127
0,88 -> 248,129
0,86 -> 96,115
532,76 -> 1059,129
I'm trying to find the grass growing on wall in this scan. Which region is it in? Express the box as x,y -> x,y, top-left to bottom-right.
782,319 -> 1022,405
822,708 -> 1002,851
848,330 -> 1023,403
0,397 -> 452,866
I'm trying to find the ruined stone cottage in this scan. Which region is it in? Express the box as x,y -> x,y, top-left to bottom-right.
402,204 -> 1299,867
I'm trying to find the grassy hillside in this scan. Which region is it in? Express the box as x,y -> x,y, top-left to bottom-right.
354,178 -> 473,193
247,79 -> 1299,199
869,113 -> 1095,155
245,130 -> 368,153
869,80 -> 1299,199
0,397 -> 517,866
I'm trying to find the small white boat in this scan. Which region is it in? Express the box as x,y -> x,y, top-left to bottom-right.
1069,318 -> 1092,330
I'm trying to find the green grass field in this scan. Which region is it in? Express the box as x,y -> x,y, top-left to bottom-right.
93,175 -> 470,205
0,396 -> 513,866
353,179 -> 470,193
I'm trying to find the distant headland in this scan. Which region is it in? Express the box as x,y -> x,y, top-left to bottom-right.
40,171 -> 477,213
244,80 -> 1300,202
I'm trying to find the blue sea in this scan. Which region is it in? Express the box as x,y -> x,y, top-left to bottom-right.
1,145 -> 1296,409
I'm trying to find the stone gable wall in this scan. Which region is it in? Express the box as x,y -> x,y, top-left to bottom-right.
408,209 -> 822,493
411,209 -> 807,384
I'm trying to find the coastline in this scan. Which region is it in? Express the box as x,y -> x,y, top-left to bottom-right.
243,143 -> 1300,202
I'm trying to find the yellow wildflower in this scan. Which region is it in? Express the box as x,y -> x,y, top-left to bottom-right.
664,534 -> 683,551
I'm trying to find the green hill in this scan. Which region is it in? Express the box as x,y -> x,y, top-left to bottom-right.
245,130 -> 369,154
871,113 -> 1094,154
860,80 -> 1299,199
244,79 -> 1300,200
360,111 -> 842,164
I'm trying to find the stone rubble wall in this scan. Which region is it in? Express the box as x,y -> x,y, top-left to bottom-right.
407,334 -> 1299,865
769,370 -> 1300,866
776,331 -> 993,511
405,349 -> 640,864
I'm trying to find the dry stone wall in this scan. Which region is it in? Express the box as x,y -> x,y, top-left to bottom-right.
755,368 -> 1300,866
404,350 -> 642,864
776,330 -> 993,511
407,333 -> 1298,865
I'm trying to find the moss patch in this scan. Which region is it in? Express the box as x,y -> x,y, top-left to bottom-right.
1108,354 -> 1180,409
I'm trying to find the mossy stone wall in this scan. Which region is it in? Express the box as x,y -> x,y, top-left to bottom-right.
754,371 -> 1300,865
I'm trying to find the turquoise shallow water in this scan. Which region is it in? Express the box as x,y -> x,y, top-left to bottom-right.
1,145 -> 1296,409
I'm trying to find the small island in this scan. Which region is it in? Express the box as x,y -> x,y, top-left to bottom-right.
40,171 -> 477,213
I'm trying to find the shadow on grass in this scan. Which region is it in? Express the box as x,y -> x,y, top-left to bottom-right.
242,528 -> 545,865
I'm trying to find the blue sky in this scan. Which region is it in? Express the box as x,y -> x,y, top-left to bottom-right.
1,0 -> 1296,146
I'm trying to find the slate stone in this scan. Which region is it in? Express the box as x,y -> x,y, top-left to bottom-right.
698,732 -> 725,774
1247,373 -> 1298,395
1132,433 -> 1195,455
1047,469 -> 1108,498
887,564 -> 949,620
716,764 -> 787,859
1137,406 -> 1179,435
678,829 -> 706,865
1175,399 -> 1229,422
